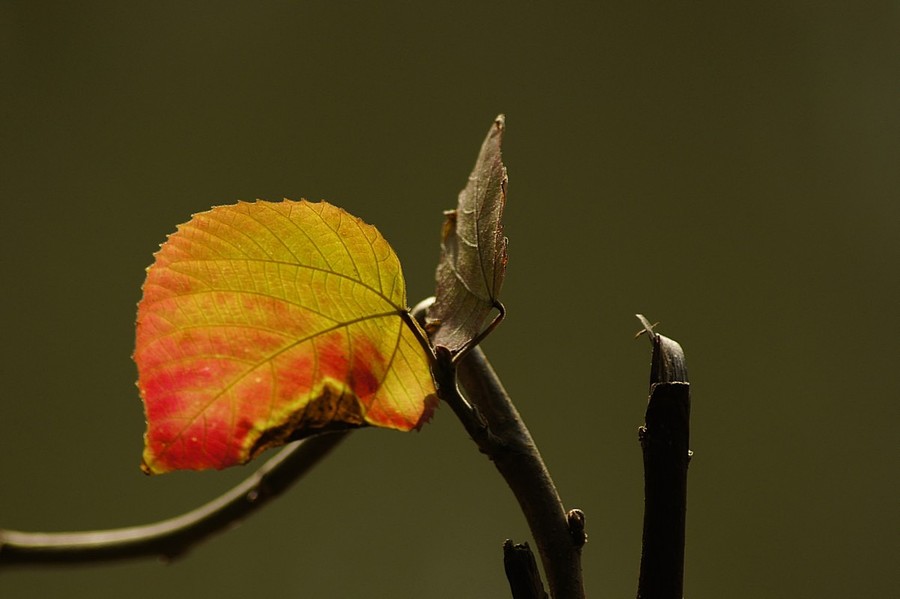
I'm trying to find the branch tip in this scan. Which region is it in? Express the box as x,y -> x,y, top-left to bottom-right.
635,315 -> 688,385
503,540 -> 549,599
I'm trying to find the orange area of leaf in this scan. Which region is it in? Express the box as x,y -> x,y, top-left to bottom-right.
135,200 -> 436,474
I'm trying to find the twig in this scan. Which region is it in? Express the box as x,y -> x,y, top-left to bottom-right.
436,345 -> 585,599
635,314 -> 691,599
503,540 -> 549,599
0,431 -> 348,568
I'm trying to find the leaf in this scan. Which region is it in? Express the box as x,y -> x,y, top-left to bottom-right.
428,115 -> 509,353
135,200 -> 437,474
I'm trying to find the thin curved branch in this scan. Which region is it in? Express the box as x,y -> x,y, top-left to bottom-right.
0,431 -> 348,568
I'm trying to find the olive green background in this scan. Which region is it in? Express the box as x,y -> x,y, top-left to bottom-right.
1,2 -> 897,597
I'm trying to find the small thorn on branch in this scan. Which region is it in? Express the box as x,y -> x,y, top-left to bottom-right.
567,509 -> 587,548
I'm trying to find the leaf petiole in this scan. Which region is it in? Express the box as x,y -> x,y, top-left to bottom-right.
451,299 -> 506,365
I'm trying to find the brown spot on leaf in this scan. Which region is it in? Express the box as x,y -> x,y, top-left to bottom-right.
248,381 -> 368,459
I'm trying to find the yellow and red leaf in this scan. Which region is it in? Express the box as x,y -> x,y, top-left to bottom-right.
135,200 -> 436,474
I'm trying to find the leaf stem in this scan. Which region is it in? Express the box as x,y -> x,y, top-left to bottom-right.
452,300 -> 507,364
0,432 -> 348,568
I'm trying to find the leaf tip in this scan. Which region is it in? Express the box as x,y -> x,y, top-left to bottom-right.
488,114 -> 506,147
139,445 -> 161,475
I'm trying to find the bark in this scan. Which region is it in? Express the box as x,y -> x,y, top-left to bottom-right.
635,315 -> 691,599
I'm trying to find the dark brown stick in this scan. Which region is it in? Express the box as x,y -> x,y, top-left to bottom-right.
504,540 -> 550,599
0,431 -> 348,568
433,345 -> 585,599
635,315 -> 691,599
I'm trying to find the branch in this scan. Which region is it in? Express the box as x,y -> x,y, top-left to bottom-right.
635,315 -> 691,599
433,345 -> 585,599
504,540 -> 550,599
0,431 -> 348,568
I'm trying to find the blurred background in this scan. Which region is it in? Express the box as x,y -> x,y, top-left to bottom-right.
1,2 -> 897,597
